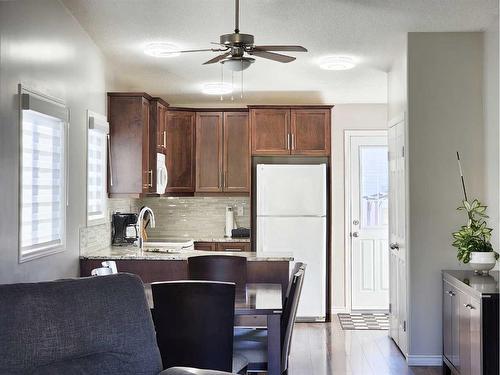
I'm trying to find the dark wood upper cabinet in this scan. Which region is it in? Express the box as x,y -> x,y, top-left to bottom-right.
291,108 -> 331,156
196,112 -> 223,192
250,106 -> 332,156
250,108 -> 290,155
195,111 -> 250,194
151,98 -> 169,153
107,93 -> 156,196
165,110 -> 196,193
223,112 -> 250,192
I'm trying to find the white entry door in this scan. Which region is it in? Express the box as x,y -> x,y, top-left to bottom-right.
348,132 -> 389,310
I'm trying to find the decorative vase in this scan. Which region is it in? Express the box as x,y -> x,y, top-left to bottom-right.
469,251 -> 497,274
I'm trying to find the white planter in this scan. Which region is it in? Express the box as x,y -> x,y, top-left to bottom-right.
469,251 -> 497,274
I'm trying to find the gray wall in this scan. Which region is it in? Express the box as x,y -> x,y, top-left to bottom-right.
407,32 -> 486,357
484,18 -> 499,259
330,104 -> 388,312
0,0 -> 107,283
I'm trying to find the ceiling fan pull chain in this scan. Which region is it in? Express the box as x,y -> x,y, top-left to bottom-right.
240,62 -> 243,99
220,63 -> 224,101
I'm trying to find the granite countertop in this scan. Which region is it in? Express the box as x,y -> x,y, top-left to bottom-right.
80,245 -> 293,262
443,270 -> 499,296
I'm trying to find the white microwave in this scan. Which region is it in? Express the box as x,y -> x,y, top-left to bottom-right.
157,153 -> 168,194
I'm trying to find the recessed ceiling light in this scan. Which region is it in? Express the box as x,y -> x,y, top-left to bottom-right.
202,82 -> 233,95
319,56 -> 356,70
144,42 -> 180,58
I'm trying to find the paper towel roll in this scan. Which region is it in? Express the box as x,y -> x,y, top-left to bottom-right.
225,207 -> 234,237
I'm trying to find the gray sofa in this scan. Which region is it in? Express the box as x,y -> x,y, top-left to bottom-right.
0,273 -> 236,375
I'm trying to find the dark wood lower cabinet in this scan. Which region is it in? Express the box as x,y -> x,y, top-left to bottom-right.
80,258 -> 289,293
194,241 -> 251,252
442,271 -> 499,375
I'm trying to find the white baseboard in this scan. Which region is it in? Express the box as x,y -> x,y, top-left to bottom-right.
407,355 -> 442,366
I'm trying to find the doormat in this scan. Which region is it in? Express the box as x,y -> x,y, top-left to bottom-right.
337,313 -> 389,330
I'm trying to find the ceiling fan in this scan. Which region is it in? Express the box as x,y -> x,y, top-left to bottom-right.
174,0 -> 307,71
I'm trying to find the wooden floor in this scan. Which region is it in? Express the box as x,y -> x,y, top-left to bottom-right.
285,320 -> 442,375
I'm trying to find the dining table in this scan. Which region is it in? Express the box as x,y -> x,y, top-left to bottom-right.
144,282 -> 283,375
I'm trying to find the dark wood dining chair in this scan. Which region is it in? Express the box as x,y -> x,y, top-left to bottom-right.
188,255 -> 247,289
233,263 -> 306,374
151,281 -> 248,374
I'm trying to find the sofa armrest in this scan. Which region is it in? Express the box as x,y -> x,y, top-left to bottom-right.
160,367 -> 237,375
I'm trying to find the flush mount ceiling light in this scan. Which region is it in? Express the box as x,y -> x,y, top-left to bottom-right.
319,56 -> 356,70
144,42 -> 181,58
202,82 -> 233,95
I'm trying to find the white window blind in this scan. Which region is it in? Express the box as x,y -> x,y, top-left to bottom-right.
87,111 -> 109,225
19,87 -> 68,262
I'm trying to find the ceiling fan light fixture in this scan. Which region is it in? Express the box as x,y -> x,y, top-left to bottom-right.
202,82 -> 233,95
319,56 -> 356,70
222,57 -> 255,71
144,42 -> 181,58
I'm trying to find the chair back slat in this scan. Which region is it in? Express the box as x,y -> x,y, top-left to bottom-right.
151,281 -> 235,372
281,263 -> 306,372
187,255 -> 247,289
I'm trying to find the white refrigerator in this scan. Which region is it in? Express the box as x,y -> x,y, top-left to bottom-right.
256,164 -> 327,321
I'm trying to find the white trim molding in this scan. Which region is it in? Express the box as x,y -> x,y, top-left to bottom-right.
407,355 -> 442,366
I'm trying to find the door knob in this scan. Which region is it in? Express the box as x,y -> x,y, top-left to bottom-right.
389,243 -> 399,250
351,232 -> 359,238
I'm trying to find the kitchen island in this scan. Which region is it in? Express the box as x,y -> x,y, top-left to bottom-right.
80,246 -> 293,292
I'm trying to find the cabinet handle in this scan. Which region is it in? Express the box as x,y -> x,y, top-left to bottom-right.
447,291 -> 456,297
163,131 -> 167,148
107,134 -> 113,187
224,171 -> 227,188
287,133 -> 291,150
291,133 -> 295,150
149,170 -> 153,187
464,303 -> 475,310
219,172 -> 222,188
224,248 -> 242,252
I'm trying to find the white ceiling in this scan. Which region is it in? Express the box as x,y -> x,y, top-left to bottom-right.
62,0 -> 498,106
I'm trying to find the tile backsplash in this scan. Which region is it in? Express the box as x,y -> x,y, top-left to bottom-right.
80,196 -> 251,253
138,196 -> 250,240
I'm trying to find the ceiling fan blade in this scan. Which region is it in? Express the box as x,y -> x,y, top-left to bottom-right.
202,52 -> 232,65
253,45 -> 308,52
178,48 -> 228,54
250,50 -> 296,63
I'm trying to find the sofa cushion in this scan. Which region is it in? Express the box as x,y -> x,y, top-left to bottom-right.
30,352 -> 136,375
0,274 -> 162,375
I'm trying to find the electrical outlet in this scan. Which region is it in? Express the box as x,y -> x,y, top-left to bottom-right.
237,206 -> 244,216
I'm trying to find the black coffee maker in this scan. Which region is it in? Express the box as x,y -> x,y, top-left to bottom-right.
112,213 -> 138,245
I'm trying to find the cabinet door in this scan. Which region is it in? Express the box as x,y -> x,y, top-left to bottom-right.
458,291 -> 472,375
196,112 -> 223,192
468,297 -> 481,375
153,101 -> 167,152
290,108 -> 331,156
250,108 -> 290,155
223,112 -> 250,192
443,281 -> 457,366
142,98 -> 156,193
165,111 -> 195,192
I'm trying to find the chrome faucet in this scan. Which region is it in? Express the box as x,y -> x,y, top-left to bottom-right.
136,206 -> 156,250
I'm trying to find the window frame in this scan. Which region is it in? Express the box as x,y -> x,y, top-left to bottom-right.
18,84 -> 69,263
86,110 -> 109,226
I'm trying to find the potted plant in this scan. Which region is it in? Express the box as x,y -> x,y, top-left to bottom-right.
452,152 -> 498,274
452,199 -> 498,274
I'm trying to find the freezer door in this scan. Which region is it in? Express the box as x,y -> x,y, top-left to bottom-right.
257,216 -> 326,320
256,164 -> 327,216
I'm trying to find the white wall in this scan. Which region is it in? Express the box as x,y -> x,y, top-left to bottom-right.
484,18 -> 499,260
0,0 -> 107,283
331,104 -> 388,312
406,32 -> 486,358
